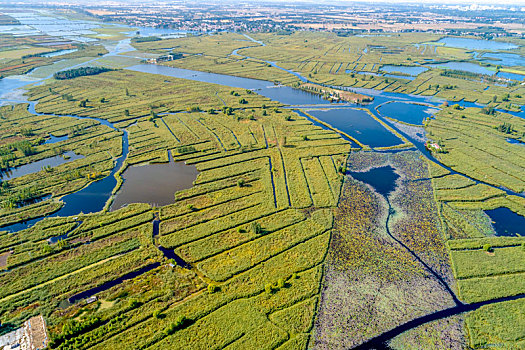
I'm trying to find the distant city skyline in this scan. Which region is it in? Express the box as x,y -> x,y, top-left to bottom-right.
2,0 -> 525,5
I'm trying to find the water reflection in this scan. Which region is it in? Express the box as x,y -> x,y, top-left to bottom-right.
110,152 -> 198,210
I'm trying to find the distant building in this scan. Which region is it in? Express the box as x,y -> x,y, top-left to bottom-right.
147,54 -> 175,64
0,315 -> 48,350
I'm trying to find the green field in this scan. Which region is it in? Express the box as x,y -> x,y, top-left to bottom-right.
0,24 -> 524,350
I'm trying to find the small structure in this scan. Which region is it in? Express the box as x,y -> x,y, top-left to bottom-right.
147,54 -> 175,64
0,315 -> 48,350
425,141 -> 442,152
85,296 -> 98,305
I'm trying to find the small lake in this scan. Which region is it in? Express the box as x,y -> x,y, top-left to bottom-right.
434,37 -> 518,51
428,62 -> 494,76
485,207 -> 525,236
110,153 -> 198,210
480,52 -> 525,67
43,134 -> 69,144
379,65 -> 428,76
496,71 -> 525,81
0,76 -> 38,101
506,138 -> 524,146
348,165 -> 399,197
41,49 -> 78,58
378,102 -> 438,125
305,108 -> 403,148
0,151 -> 83,181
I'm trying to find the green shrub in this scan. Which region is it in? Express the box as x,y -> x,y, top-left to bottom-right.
163,315 -> 190,335
251,222 -> 262,235
207,283 -> 220,294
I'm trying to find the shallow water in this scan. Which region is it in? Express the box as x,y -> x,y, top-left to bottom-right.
67,263 -> 161,304
506,138 -> 524,146
480,52 -> 525,67
128,64 -> 335,106
0,151 -> 83,181
1,34 -> 523,234
435,37 -> 518,51
6,12 -> 100,42
377,102 -> 438,125
2,104 -> 130,232
43,134 -> 69,144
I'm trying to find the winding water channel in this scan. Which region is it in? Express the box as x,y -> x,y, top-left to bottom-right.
0,28 -> 524,346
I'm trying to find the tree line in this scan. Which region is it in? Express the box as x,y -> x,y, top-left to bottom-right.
54,67 -> 115,80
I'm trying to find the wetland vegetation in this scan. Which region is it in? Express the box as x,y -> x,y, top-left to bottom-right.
0,4 -> 524,350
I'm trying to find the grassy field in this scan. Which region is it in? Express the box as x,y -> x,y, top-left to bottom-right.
1,30 -> 524,349
423,106 -> 525,349
0,103 -> 122,226
465,299 -> 525,349
0,34 -> 108,78
0,67 -> 351,349
426,106 -> 525,194
130,31 -> 525,110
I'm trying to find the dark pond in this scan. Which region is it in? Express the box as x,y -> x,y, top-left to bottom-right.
158,246 -> 192,268
110,152 -> 198,210
152,219 -> 192,267
17,194 -> 52,208
0,151 -> 83,181
294,110 -> 358,147
485,207 -> 525,237
348,165 -> 399,197
377,102 -> 439,125
67,263 -> 160,303
305,108 -> 403,147
435,37 -> 518,51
